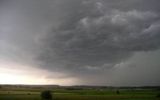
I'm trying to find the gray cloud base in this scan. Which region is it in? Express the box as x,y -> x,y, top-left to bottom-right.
40,0 -> 160,69
1,0 -> 160,86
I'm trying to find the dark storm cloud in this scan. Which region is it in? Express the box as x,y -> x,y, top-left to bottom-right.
1,0 -> 160,85
39,0 -> 160,72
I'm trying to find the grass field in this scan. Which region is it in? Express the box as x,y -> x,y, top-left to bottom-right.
0,86 -> 160,100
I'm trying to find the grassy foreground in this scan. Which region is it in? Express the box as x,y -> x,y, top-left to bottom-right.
0,85 -> 160,100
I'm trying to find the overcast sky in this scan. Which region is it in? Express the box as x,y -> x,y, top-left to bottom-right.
0,0 -> 160,86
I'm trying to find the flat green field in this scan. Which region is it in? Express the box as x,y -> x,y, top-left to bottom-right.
0,87 -> 160,100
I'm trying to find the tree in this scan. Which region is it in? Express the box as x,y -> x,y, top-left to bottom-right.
41,90 -> 53,100
116,90 -> 120,94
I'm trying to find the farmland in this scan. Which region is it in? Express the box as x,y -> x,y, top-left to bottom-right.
0,85 -> 160,100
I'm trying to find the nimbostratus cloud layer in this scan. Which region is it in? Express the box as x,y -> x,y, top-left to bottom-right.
40,0 -> 160,69
0,0 -> 160,85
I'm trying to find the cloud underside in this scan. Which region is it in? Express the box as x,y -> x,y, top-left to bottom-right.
1,0 -> 160,85
40,0 -> 160,70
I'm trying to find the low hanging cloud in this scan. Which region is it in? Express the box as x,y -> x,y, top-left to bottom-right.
1,0 -> 160,85
39,0 -> 160,72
